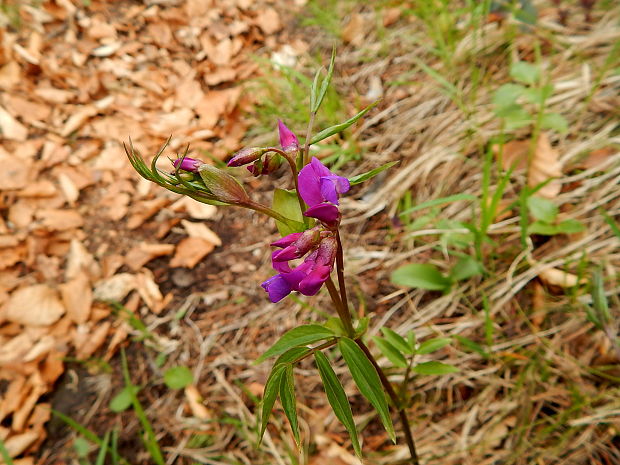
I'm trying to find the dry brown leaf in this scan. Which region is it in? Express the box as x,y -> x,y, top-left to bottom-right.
35,209 -> 83,231
3,430 -> 39,458
0,105 -> 28,141
538,268 -> 582,288
175,78 -> 204,110
127,198 -> 169,229
493,139 -> 529,171
255,8 -> 281,35
529,133 -> 562,198
59,273 -> 92,324
124,242 -> 175,272
60,105 -> 99,137
0,154 -> 34,191
170,237 -> 215,269
3,285 -> 65,326
93,273 -> 136,302
181,220 -> 221,245
74,321 -> 111,359
170,197 -> 217,220
135,271 -> 164,312
184,385 -> 211,420
56,172 -> 80,205
342,13 -> 365,46
66,239 -> 100,281
579,147 -> 616,170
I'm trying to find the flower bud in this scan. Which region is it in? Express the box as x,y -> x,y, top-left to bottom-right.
198,164 -> 250,204
173,156 -> 204,173
278,120 -> 299,153
227,147 -> 269,167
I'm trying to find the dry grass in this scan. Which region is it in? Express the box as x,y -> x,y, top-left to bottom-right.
3,1 -> 617,464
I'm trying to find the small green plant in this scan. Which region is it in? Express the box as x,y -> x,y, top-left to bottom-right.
390,256 -> 484,293
526,196 -> 585,236
493,60 -> 568,133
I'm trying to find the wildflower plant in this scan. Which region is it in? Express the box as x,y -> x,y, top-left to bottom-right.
126,50 -> 454,464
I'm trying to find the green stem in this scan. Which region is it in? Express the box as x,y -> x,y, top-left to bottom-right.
335,231 -> 349,317
246,200 -> 296,226
325,277 -> 355,337
303,111 -> 317,165
356,340 -> 420,465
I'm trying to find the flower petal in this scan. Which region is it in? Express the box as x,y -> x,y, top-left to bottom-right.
319,175 -> 350,205
298,162 -> 324,207
261,275 -> 292,303
278,120 -> 299,152
298,265 -> 332,296
271,233 -> 303,248
304,203 -> 340,225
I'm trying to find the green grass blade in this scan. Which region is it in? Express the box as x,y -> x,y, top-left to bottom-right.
95,431 -> 110,465
121,349 -> 165,465
0,438 -> 14,465
348,161 -> 399,186
338,337 -> 395,442
398,193 -> 476,215
314,351 -> 362,457
313,45 -> 336,113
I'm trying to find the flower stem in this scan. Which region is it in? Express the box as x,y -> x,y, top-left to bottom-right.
356,340 -> 420,465
303,111 -> 317,165
325,277 -> 355,337
334,231 -> 349,318
269,147 -> 306,216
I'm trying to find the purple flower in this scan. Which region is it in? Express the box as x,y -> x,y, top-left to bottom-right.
227,147 -> 267,167
298,158 -> 350,207
278,120 -> 299,153
173,157 -> 203,173
261,233 -> 337,303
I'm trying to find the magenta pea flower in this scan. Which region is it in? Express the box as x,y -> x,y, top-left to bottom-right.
173,156 -> 204,173
261,233 -> 337,303
298,157 -> 350,225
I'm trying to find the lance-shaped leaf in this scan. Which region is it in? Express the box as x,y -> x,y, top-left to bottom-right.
199,165 -> 249,204
348,161 -> 399,186
373,336 -> 407,368
311,46 -> 336,113
381,327 -> 414,355
256,325 -> 335,364
315,351 -> 362,457
413,361 -> 458,375
258,364 -> 287,443
338,337 -> 395,442
416,337 -> 452,355
279,364 -> 300,446
310,100 -> 379,145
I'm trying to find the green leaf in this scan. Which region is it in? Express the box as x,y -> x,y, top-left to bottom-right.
258,364 -> 286,442
198,165 -> 249,204
416,337 -> 452,355
338,338 -> 395,442
256,325 -> 335,363
163,366 -> 194,390
310,100 -> 379,145
522,84 -> 553,105
73,437 -> 90,457
279,365 -> 300,446
354,317 -> 370,338
454,335 -> 489,358
555,219 -> 585,234
312,46 -> 336,113
373,336 -> 408,368
348,161 -> 398,186
381,327 -> 414,355
527,196 -> 558,222
407,331 -> 416,350
272,188 -> 306,236
493,83 -> 526,108
510,61 -> 540,85
497,104 -> 532,129
528,220 -> 558,235
391,263 -> 451,291
413,361 -> 458,375
309,67 -> 323,112
449,256 -> 484,282
541,112 -> 568,133
109,385 -> 140,413
314,351 -> 362,457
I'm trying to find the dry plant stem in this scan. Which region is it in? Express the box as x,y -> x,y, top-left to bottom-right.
357,340 -> 420,465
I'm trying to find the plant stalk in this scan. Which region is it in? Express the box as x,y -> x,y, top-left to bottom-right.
357,340 -> 420,465
325,277 -> 355,337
